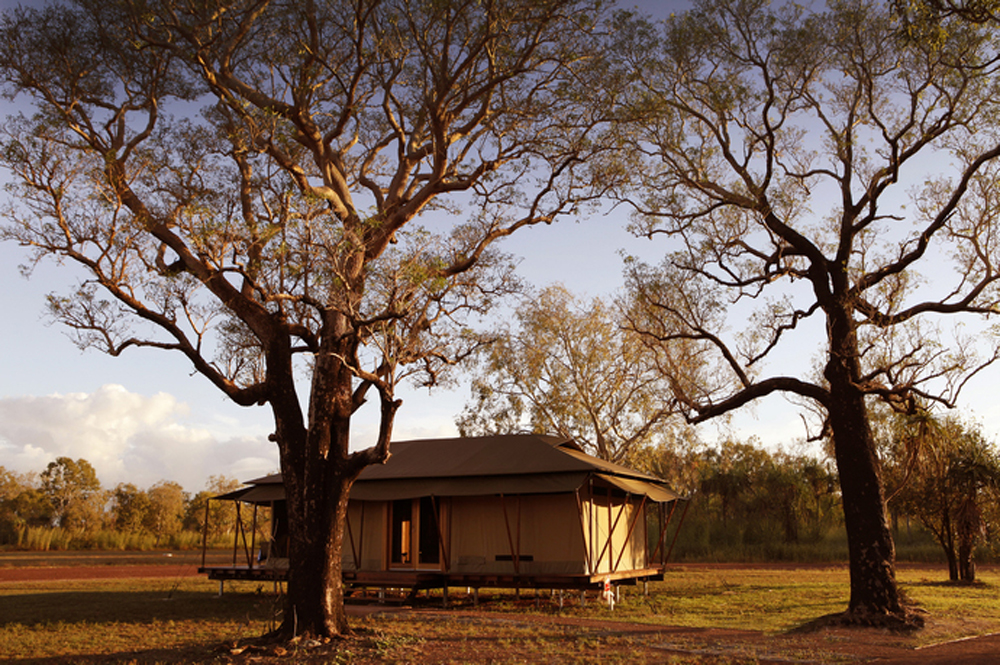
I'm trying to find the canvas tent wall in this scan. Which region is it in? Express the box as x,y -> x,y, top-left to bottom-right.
200,434 -> 686,591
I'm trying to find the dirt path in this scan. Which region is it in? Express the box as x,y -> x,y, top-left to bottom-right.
0,564 -> 204,583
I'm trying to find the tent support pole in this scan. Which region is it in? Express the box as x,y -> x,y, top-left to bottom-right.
664,499 -> 692,564
574,489 -> 593,574
499,493 -> 519,575
651,500 -> 679,564
232,503 -> 241,566
346,503 -> 360,570
201,500 -> 210,569
587,476 -> 601,575
249,504 -> 258,570
593,486 -> 628,573
430,496 -> 450,572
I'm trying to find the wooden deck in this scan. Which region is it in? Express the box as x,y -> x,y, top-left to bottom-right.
199,565 -> 288,582
200,564 -> 664,591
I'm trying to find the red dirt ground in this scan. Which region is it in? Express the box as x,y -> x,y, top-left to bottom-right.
2,561 -> 998,663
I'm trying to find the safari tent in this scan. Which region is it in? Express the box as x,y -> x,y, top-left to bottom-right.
199,434 -> 686,593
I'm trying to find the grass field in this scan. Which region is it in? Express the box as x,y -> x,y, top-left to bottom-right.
1,553 -> 998,664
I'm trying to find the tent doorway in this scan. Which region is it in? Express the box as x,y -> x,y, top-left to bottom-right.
389,496 -> 443,569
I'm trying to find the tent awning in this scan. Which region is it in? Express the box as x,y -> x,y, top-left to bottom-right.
349,472 -> 591,501
213,483 -> 286,504
595,473 -> 681,503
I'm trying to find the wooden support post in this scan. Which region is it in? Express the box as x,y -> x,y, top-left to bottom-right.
201,500 -> 210,569
249,504 -> 258,570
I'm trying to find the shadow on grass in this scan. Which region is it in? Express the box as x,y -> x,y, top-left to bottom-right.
0,588 -> 286,664
2,644 -> 226,665
0,588 -> 278,627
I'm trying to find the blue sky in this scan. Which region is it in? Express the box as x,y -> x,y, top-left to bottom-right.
2,0 -> 999,494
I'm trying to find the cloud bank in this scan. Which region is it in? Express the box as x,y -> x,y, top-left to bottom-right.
0,384 -> 277,492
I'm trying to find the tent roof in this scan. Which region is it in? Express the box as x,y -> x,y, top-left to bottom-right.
232,435 -> 681,503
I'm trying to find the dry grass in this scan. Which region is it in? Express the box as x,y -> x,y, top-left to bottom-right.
1,559 -> 998,663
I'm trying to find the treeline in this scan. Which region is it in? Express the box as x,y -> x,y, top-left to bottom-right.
0,457 -> 250,551
642,412 -> 1000,576
640,440 -> 847,562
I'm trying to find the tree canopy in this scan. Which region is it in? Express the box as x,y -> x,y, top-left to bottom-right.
883,413 -> 1000,582
457,285 -> 676,463
0,0 -> 612,637
610,0 -> 1000,622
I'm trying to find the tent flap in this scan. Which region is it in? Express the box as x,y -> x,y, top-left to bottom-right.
595,473 -> 680,503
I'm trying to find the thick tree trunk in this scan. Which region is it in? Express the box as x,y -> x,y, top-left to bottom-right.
825,309 -> 902,618
282,464 -> 353,637
267,307 -> 374,639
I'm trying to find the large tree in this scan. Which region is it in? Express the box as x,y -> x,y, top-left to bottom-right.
0,0 -> 610,637
457,285 -> 676,463
613,0 -> 1000,623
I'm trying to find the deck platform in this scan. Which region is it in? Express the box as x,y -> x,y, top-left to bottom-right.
199,564 -> 664,591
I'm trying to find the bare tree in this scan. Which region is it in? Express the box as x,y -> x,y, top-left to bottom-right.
457,285 -> 676,463
0,0 -> 611,637
613,0 -> 1000,623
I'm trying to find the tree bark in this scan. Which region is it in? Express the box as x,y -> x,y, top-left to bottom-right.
825,307 -> 902,617
282,462 -> 354,636
267,308 -> 373,638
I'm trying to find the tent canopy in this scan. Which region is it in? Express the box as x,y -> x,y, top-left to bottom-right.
226,435 -> 682,503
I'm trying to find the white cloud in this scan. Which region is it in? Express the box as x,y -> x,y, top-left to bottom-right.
0,385 -> 275,492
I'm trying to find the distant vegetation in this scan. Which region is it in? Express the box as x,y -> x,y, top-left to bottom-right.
5,413 -> 999,572
638,412 -> 1000,570
0,459 -> 262,551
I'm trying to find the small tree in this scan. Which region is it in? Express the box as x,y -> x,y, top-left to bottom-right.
112,483 -> 151,534
886,415 -> 1000,582
183,475 -> 244,539
458,285 -> 675,463
0,467 -> 51,544
143,481 -> 187,541
39,457 -> 102,530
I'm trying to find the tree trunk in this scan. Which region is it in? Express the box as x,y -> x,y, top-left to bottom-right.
282,463 -> 353,636
825,308 -> 902,618
941,512 -> 959,582
267,309 -> 373,639
957,497 -> 979,583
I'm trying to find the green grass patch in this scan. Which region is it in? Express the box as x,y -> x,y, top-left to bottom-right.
432,564 -> 1000,642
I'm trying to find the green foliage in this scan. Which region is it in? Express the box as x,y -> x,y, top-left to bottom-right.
2,462 -> 243,550
39,457 -> 103,530
457,285 -> 678,463
884,413 -> 1000,581
112,483 -> 151,533
0,467 -> 52,545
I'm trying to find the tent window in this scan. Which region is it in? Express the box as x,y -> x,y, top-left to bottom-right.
390,497 -> 443,568
418,496 -> 439,565
390,499 -> 412,565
